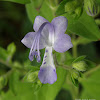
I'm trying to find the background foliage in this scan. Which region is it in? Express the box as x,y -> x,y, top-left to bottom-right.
0,0 -> 100,100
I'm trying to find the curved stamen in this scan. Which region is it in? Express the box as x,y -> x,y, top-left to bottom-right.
36,33 -> 41,62
29,22 -> 54,62
29,34 -> 38,61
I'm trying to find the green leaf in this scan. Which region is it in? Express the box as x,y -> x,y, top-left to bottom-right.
1,82 -> 36,100
39,0 -> 54,21
0,47 -> 8,61
0,0 -> 31,4
0,76 -> 7,90
84,59 -> 96,69
72,55 -> 86,63
7,42 -> 16,57
56,0 -> 71,16
75,37 -> 92,45
32,0 -> 44,8
80,67 -> 100,100
9,71 -> 20,95
97,0 -> 100,5
64,11 -> 100,41
25,2 -> 39,23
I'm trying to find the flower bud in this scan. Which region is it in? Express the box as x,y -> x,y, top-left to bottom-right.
84,0 -> 99,16
75,6 -> 83,18
65,0 -> 78,13
71,69 -> 80,79
24,71 -> 39,83
72,61 -> 87,71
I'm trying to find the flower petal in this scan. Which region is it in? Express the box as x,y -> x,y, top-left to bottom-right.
53,34 -> 73,53
40,23 -> 55,46
38,66 -> 57,84
21,32 -> 36,48
51,16 -> 68,35
33,16 -> 48,32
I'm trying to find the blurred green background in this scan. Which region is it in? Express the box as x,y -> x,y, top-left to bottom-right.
0,0 -> 100,100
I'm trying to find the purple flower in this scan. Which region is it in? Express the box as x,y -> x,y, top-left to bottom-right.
21,16 -> 73,84
35,16 -> 73,84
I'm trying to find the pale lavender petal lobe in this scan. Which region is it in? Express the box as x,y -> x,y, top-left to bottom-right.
21,32 -> 36,48
53,34 -> 73,53
38,66 -> 57,84
51,16 -> 68,35
33,16 -> 48,32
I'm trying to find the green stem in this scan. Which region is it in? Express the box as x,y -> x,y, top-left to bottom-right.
84,64 -> 100,77
53,53 -> 72,70
72,34 -> 77,58
73,44 -> 77,58
0,59 -> 12,68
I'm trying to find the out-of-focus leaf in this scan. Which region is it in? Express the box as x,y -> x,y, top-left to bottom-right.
13,62 -> 22,69
33,0 -> 44,8
9,71 -> 20,95
7,43 -> 16,55
56,0 -> 71,16
0,76 -> 7,90
0,43 -> 16,63
97,0 -> 100,4
84,59 -> 96,69
0,47 -> 8,61
80,67 -> 100,100
1,82 -> 36,100
25,2 -> 39,23
72,55 -> 86,63
64,11 -> 100,41
76,37 -> 92,45
78,43 -> 97,61
0,0 -> 30,4
39,0 -> 54,21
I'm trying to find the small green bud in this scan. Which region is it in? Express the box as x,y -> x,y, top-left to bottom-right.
32,79 -> 42,92
71,69 -> 80,79
25,71 -> 39,83
72,61 -> 87,71
84,0 -> 99,16
70,69 -> 79,86
0,77 -> 7,89
65,0 -> 78,13
75,6 -> 83,18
